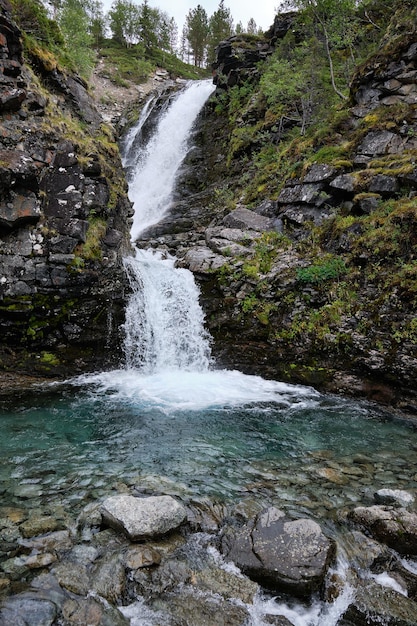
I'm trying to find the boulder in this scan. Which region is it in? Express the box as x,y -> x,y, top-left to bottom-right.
277,183 -> 324,205
180,246 -> 227,273
222,207 -> 274,231
100,495 -> 187,541
0,593 -> 58,626
374,489 -> 415,508
341,580 -> 417,626
221,507 -> 335,597
348,505 -> 417,555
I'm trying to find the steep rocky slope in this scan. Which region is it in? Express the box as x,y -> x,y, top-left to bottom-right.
138,8 -> 417,412
0,0 -> 132,377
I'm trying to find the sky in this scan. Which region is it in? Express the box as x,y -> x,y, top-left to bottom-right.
100,0 -> 280,34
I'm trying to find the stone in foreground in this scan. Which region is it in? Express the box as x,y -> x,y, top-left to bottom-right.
221,507 -> 335,597
347,505 -> 417,555
100,495 -> 187,541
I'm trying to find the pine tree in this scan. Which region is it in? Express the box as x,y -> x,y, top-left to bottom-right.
108,0 -> 141,48
207,0 -> 233,65
185,4 -> 209,67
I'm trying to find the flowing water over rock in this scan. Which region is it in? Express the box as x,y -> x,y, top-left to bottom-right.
1,81 -> 417,626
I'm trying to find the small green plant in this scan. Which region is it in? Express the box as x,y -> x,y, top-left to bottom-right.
297,256 -> 347,284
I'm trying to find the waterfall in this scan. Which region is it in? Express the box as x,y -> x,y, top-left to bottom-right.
122,81 -> 215,373
126,80 -> 215,241
124,251 -> 212,373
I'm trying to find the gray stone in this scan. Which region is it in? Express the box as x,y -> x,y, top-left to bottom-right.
330,174 -> 356,193
0,594 -> 57,626
90,552 -> 125,603
53,561 -> 90,596
303,164 -> 337,183
342,580 -> 417,626
222,507 -> 335,597
124,545 -> 161,570
222,207 -> 274,230
358,130 -> 397,155
181,246 -> 227,273
19,516 -> 63,538
277,183 -> 323,205
368,174 -> 399,195
150,589 -> 250,626
61,596 -> 129,626
357,194 -> 380,214
374,489 -> 415,508
100,495 -> 187,541
348,505 -> 417,555
19,530 -> 72,553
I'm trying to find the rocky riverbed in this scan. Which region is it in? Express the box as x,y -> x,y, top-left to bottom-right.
1,483 -> 417,625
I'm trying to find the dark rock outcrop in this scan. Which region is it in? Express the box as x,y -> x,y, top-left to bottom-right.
0,0 -> 133,377
221,507 -> 335,597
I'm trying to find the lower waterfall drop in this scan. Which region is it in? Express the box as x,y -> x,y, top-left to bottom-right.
123,250 -> 212,373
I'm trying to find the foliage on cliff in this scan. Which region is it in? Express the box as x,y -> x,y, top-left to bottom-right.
200,0 -> 417,406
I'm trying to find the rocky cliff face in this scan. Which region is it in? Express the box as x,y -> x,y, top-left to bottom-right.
0,0 -> 132,377
139,10 -> 417,413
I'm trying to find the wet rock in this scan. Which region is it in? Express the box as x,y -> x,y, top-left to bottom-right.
0,592 -> 58,626
90,552 -> 125,603
19,516 -> 65,539
52,561 -> 90,596
124,545 -> 161,570
221,507 -> 335,597
100,495 -> 187,541
151,588 -> 250,626
179,245 -> 226,273
348,506 -> 417,555
61,596 -> 129,626
132,556 -> 192,595
263,617 -> 294,626
346,530 -> 392,571
341,580 -> 417,626
374,489 -> 415,508
194,566 -> 259,604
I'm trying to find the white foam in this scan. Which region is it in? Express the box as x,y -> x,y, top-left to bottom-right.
371,572 -> 408,596
74,368 -> 319,413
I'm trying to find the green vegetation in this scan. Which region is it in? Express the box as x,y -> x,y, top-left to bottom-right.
206,0 -> 417,367
297,257 -> 347,284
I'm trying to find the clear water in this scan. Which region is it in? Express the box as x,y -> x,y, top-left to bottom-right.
1,375 -> 416,520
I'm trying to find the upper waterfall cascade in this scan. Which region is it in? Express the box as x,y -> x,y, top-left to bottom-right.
122,81 -> 215,373
125,80 -> 215,241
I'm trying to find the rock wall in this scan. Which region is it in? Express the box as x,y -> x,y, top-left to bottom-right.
0,0 -> 133,377
141,10 -> 417,412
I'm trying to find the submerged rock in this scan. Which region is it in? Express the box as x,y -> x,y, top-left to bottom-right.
0,592 -> 58,626
221,506 -> 335,597
100,495 -> 187,541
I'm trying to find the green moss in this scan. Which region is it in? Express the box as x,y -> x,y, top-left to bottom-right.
76,217 -> 107,261
39,351 -> 60,367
